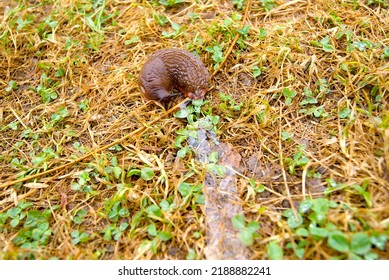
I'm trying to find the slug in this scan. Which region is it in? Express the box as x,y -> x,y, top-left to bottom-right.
139,48 -> 210,102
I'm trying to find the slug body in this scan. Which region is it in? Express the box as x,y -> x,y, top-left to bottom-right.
139,48 -> 209,101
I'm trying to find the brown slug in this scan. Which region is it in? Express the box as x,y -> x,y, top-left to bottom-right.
139,48 -> 210,102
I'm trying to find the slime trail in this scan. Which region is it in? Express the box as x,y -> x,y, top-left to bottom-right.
188,129 -> 249,260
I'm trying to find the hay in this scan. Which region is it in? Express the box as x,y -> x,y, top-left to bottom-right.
0,0 -> 388,259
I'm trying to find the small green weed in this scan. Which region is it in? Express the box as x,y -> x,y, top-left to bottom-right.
205,45 -> 224,70
335,25 -> 353,42
382,46 -> 389,59
189,13 -> 199,23
249,178 -> 265,193
299,105 -> 329,118
325,179 -> 373,207
37,15 -> 58,39
206,11 -> 251,65
339,107 -> 351,119
258,28 -> 267,40
162,22 -> 183,38
72,209 -> 88,224
186,248 -> 197,260
2,200 -> 33,229
206,162 -> 227,177
4,201 -> 56,251
219,93 -> 243,112
83,0 -> 111,33
124,35 -> 139,46
5,80 -> 18,92
34,73 -> 59,103
174,99 -> 218,158
13,212 -> 52,248
178,182 -> 205,205
260,0 -> 277,12
299,85 -> 329,118
299,88 -> 318,106
73,142 -> 89,154
232,0 -> 245,10
71,170 -> 95,195
311,36 -> 334,52
127,166 -> 155,181
236,24 -> 250,49
7,121 -> 18,131
125,202 -> 174,255
158,0 -> 183,7
282,197 -> 388,259
282,88 -> 297,106
78,99 -> 90,112
147,222 -> 173,254
135,225 -> 172,255
284,146 -> 309,174
101,222 -> 129,241
71,230 -> 90,245
153,12 -> 168,26
251,66 -> 263,78
105,199 -> 130,222
232,214 -> 260,246
31,147 -> 59,168
104,156 -> 123,180
51,107 -> 70,124
316,78 -> 330,96
367,0 -> 388,7
347,40 -> 375,52
281,131 -> 294,141
15,15 -> 34,31
267,241 -> 284,260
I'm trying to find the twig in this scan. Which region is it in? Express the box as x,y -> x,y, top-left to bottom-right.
278,105 -> 298,217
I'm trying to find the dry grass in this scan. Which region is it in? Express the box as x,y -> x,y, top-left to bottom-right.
0,0 -> 388,260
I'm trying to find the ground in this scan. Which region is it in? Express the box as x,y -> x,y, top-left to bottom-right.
0,0 -> 388,260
